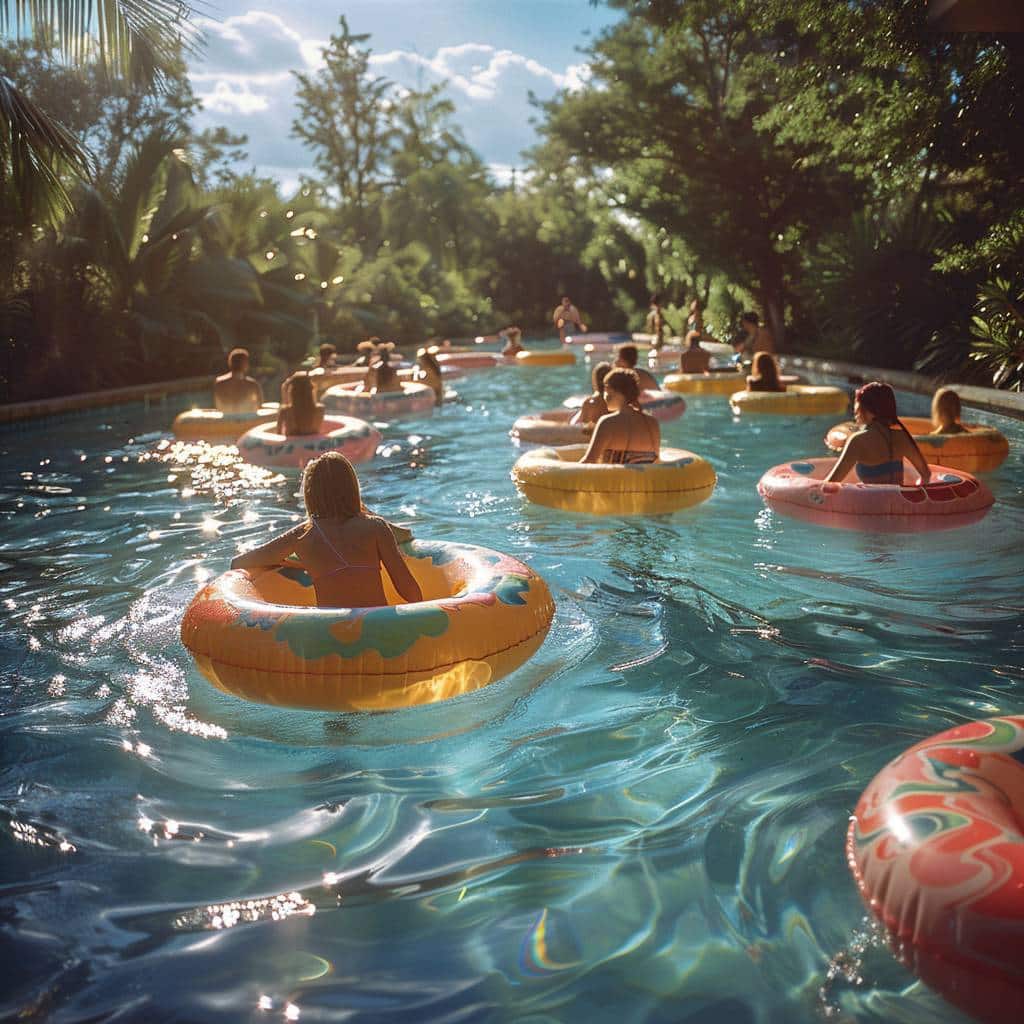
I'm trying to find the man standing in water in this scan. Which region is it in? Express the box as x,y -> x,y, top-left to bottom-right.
553,295 -> 587,342
213,348 -> 263,413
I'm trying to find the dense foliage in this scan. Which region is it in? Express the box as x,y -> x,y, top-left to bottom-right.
2,1 -> 1022,402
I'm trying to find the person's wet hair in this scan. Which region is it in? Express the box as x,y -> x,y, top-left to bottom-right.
615,343 -> 639,367
318,342 -> 336,364
287,372 -> 316,416
303,452 -> 361,520
603,366 -> 641,405
855,381 -> 899,424
373,359 -> 398,389
228,347 -> 249,372
750,352 -> 780,388
591,360 -> 612,392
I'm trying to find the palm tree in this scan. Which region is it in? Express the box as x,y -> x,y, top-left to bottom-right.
0,0 -> 199,222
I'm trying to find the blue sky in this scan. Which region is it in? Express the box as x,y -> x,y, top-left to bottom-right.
189,1 -> 619,191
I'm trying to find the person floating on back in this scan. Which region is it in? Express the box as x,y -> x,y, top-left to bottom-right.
825,382 -> 930,486
746,352 -> 785,392
679,331 -> 711,373
214,348 -> 263,414
614,343 -> 659,391
553,295 -> 587,342
230,452 -> 422,609
581,367 -> 661,465
277,372 -> 325,437
931,387 -> 968,434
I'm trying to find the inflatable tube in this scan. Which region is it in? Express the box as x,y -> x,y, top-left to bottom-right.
436,352 -> 502,371
180,540 -> 555,711
397,364 -> 464,382
757,457 -> 993,532
825,416 -> 1009,473
238,415 -> 381,469
516,349 -> 576,367
847,716 -> 1024,1024
510,409 -> 593,446
565,332 -> 632,347
730,385 -> 849,416
172,405 -> 279,442
561,389 -> 685,422
512,444 -> 716,516
322,381 -> 435,419
663,371 -> 746,396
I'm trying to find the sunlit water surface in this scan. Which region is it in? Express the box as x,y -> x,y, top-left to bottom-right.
2,346 -> 1022,1023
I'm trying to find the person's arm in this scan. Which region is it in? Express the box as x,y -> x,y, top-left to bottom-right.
275,406 -> 287,434
375,520 -> 422,603
824,435 -> 860,483
231,523 -> 307,571
647,413 -> 661,455
580,415 -> 612,464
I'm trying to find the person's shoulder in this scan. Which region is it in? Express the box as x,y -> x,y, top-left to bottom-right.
214,371 -> 231,384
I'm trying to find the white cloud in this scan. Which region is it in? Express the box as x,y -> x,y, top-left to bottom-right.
188,11 -> 588,183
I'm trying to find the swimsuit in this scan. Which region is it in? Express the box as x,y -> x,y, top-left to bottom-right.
855,423 -> 903,485
603,410 -> 658,465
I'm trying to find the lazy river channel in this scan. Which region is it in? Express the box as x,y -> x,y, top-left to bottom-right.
2,347 -> 1022,1023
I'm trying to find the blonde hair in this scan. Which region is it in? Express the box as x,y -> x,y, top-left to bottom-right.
303,452 -> 361,520
932,387 -> 961,426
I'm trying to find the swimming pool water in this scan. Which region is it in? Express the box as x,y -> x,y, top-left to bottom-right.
2,352 -> 1022,1023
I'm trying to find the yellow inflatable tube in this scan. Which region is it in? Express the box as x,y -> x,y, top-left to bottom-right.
730,385 -> 848,417
172,405 -> 279,442
516,350 -> 576,367
512,444 -> 716,516
663,371 -> 745,396
180,541 -> 555,712
824,416 -> 1009,473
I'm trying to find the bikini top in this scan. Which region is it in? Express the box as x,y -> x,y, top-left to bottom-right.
855,422 -> 903,485
604,408 -> 658,465
310,519 -> 378,580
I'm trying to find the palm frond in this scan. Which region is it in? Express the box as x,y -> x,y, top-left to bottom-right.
0,1 -> 203,87
0,73 -> 91,221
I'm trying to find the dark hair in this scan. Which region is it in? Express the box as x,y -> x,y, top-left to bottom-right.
303,452 -> 361,520
615,343 -> 639,367
603,366 -> 641,405
591,360 -> 612,391
650,294 -> 660,305
374,360 -> 398,389
749,352 -> 780,388
228,347 -> 249,372
318,342 -> 336,364
287,371 -> 316,417
417,347 -> 441,375
741,311 -> 760,326
855,381 -> 899,424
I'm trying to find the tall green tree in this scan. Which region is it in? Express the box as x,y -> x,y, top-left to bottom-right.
292,16 -> 394,251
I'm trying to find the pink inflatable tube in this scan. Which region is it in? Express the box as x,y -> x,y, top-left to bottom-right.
562,389 -> 686,422
757,457 -> 993,532
322,381 -> 436,418
436,352 -> 502,371
238,416 -> 381,469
